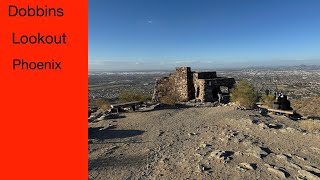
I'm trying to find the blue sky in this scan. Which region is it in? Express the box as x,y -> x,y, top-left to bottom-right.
89,0 -> 320,71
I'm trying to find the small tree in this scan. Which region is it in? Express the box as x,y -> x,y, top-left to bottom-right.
260,94 -> 276,108
230,80 -> 258,109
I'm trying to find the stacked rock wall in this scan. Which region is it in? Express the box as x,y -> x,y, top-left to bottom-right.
152,67 -> 236,103
152,77 -> 172,102
152,67 -> 192,102
174,67 -> 192,102
193,78 -> 205,101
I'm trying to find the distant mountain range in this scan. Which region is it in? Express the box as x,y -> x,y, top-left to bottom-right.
89,64 -> 320,74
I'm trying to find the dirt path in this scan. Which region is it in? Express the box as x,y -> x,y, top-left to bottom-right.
89,106 -> 320,180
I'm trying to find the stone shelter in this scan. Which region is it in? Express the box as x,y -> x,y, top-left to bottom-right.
152,67 -> 236,103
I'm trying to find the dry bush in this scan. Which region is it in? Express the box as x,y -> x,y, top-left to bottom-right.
299,120 -> 320,133
230,80 -> 258,109
292,96 -> 320,117
94,98 -> 111,113
95,98 -> 110,108
118,90 -> 151,103
260,94 -> 276,108
100,104 -> 111,111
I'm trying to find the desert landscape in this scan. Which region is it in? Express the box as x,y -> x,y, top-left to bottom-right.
88,66 -> 320,180
89,1 -> 320,179
89,105 -> 320,179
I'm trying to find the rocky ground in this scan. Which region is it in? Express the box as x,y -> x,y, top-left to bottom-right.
88,106 -> 320,180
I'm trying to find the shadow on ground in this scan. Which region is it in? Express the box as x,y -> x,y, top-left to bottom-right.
308,116 -> 320,120
88,126 -> 145,140
141,104 -> 192,112
267,123 -> 283,129
259,109 -> 272,117
106,114 -> 126,119
89,154 -> 146,170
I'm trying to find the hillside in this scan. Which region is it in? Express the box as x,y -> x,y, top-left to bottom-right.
89,106 -> 320,180
292,96 -> 320,118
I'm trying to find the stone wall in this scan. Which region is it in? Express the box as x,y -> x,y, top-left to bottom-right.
152,67 -> 236,103
153,67 -> 192,102
193,78 -> 205,101
193,73 -> 235,102
152,77 -> 171,102
174,67 -> 192,101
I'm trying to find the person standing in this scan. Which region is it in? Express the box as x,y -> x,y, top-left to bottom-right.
218,90 -> 222,103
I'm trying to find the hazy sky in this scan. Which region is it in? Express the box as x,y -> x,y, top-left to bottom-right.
89,0 -> 320,71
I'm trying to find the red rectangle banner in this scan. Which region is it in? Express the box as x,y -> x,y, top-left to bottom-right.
0,0 -> 88,179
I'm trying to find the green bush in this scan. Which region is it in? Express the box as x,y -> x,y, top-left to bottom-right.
230,80 -> 258,109
118,90 -> 151,103
260,94 -> 276,108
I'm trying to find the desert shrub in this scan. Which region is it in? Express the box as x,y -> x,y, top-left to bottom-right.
95,98 -> 110,108
292,96 -> 320,117
230,80 -> 258,109
94,98 -> 111,112
118,90 -> 151,103
260,94 -> 276,108
299,120 -> 320,133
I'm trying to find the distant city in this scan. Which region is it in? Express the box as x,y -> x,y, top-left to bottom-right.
88,59 -> 320,72
88,65 -> 320,105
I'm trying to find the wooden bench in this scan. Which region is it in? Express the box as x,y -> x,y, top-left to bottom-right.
257,105 -> 294,116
